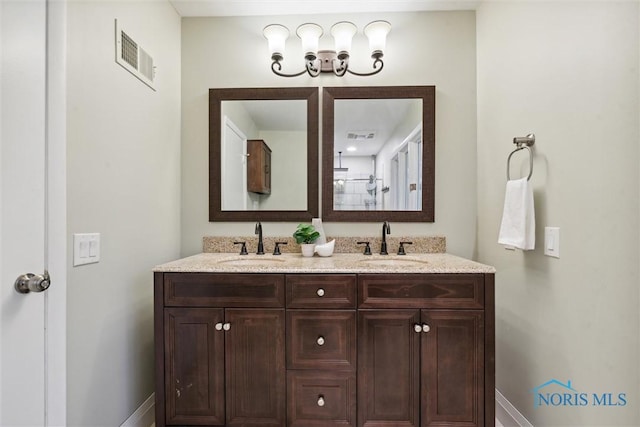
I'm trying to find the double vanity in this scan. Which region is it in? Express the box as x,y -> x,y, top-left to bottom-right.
153,251 -> 495,427
160,84 -> 494,426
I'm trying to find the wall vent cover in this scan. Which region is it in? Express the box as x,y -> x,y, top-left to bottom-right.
115,19 -> 155,90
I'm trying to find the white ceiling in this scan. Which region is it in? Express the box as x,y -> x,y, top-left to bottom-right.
169,0 -> 481,17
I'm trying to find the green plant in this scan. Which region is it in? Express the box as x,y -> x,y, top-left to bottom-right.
293,223 -> 320,244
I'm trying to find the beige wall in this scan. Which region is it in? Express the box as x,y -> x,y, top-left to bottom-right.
477,1 -> 640,425
66,1 -> 181,425
181,11 -> 478,257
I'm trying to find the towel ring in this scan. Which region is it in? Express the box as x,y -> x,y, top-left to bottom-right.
507,134 -> 535,181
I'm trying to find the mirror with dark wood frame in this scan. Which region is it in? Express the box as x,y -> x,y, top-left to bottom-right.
322,86 -> 435,222
209,87 -> 319,221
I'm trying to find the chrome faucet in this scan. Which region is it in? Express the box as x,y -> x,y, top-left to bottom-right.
380,221 -> 391,255
255,222 -> 265,255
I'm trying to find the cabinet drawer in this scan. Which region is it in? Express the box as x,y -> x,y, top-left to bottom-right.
286,275 -> 356,308
287,371 -> 356,427
358,274 -> 484,309
164,273 -> 285,307
287,310 -> 356,370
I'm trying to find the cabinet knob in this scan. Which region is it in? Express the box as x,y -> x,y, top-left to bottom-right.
316,336 -> 325,346
316,288 -> 325,297
414,323 -> 422,333
317,395 -> 325,407
215,322 -> 224,331
223,322 -> 231,331
422,324 -> 430,333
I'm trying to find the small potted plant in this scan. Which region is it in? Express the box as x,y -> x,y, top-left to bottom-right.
293,223 -> 320,257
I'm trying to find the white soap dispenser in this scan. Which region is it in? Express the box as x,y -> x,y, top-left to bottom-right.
311,218 -> 327,244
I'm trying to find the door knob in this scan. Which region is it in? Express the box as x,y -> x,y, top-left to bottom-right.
15,270 -> 50,294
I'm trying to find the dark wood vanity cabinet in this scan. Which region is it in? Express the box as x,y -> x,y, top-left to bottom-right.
157,273 -> 286,426
358,274 -> 489,427
154,271 -> 494,427
247,139 -> 271,194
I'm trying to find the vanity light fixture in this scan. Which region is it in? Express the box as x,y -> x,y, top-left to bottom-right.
263,20 -> 391,78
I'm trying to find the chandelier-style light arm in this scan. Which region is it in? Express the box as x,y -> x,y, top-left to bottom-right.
331,53 -> 349,77
304,57 -> 322,77
270,59 -> 309,77
270,57 -> 322,78
346,57 -> 384,77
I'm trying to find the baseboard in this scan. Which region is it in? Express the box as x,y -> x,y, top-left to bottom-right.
496,388 -> 534,427
121,393 -> 155,427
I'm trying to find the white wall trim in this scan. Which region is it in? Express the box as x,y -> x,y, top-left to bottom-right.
120,393 -> 155,427
496,388 -> 534,427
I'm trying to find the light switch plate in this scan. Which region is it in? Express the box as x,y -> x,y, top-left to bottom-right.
544,227 -> 560,258
74,233 -> 100,266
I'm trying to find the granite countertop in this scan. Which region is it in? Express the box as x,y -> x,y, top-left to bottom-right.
153,252 -> 495,274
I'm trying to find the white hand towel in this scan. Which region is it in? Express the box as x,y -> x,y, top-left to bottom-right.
498,177 -> 535,250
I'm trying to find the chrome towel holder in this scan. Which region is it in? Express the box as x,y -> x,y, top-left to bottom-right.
507,133 -> 535,181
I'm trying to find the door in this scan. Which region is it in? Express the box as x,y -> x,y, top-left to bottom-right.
421,310 -> 484,427
225,309 -> 285,427
164,308 -> 225,425
1,0 -> 65,424
357,310 -> 421,427
221,116 -> 248,210
1,0 -> 47,425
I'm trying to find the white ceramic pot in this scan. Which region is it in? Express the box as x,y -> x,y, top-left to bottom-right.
300,243 -> 316,257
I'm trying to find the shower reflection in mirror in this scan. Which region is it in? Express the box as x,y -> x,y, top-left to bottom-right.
333,98 -> 422,211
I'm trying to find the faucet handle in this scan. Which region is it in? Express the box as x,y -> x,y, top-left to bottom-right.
233,241 -> 248,255
357,241 -> 372,255
397,241 -> 413,255
273,241 -> 287,255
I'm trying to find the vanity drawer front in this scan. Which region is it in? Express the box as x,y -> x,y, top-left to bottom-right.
358,274 -> 484,309
287,371 -> 356,427
164,273 -> 285,307
286,274 -> 356,308
287,310 -> 356,371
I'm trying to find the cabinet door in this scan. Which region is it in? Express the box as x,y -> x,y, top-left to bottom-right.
247,139 -> 271,194
358,310 -> 421,427
225,309 -> 286,426
164,308 -> 225,425
421,310 -> 484,427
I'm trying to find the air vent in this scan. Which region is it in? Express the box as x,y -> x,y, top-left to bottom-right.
115,19 -> 156,90
347,131 -> 376,140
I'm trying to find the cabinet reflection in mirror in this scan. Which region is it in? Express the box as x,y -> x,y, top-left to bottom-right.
209,87 -> 319,221
322,86 -> 435,222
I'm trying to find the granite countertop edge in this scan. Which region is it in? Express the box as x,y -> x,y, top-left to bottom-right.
153,253 -> 496,274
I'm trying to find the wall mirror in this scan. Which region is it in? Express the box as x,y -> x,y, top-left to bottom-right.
209,87 -> 319,221
322,86 -> 435,222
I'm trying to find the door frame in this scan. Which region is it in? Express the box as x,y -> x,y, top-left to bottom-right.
45,0 -> 67,424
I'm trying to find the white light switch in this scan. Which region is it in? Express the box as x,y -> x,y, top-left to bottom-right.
74,233 -> 101,266
544,227 -> 560,258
